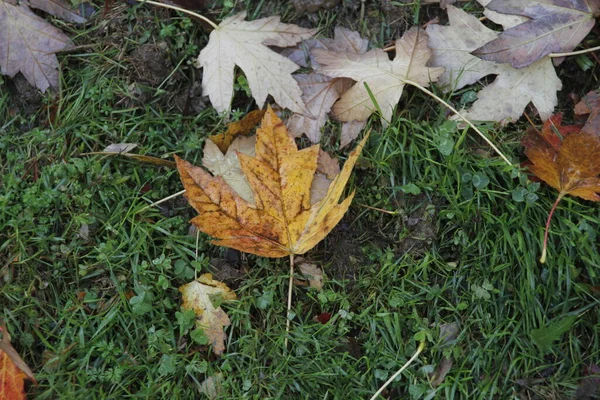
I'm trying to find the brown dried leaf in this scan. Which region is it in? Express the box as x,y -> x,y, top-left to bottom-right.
0,320 -> 36,400
175,106 -> 367,257
0,1 -> 74,92
473,0 -> 600,68
209,109 -> 265,153
20,0 -> 86,23
314,27 -> 443,126
179,274 -> 237,355
575,90 -> 600,135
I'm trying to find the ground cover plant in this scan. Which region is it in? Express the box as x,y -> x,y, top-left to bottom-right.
1,0 -> 600,399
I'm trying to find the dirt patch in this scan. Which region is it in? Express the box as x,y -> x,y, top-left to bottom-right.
5,74 -> 43,119
129,43 -> 172,85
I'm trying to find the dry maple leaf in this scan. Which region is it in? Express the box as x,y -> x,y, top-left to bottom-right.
0,0 -> 81,91
175,106 -> 367,258
208,109 -> 265,153
0,321 -> 36,400
523,113 -> 600,262
473,0 -> 600,69
285,28 -> 369,147
196,12 -> 316,115
426,5 -> 561,123
179,274 -> 237,355
313,27 -> 444,127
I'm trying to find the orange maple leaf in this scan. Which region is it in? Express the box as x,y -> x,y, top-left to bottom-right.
523,114 -> 600,263
175,106 -> 367,258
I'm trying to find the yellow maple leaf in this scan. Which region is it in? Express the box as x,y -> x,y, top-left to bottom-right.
175,106 -> 367,258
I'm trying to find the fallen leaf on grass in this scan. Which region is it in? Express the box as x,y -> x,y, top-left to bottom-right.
476,0 -> 528,31
293,260 -> 324,290
429,357 -> 452,387
176,106 -> 367,257
523,111 -> 600,262
0,1 -> 77,92
314,27 -> 443,127
179,274 -> 237,355
196,12 -> 316,114
13,0 -> 87,23
0,320 -> 36,400
575,89 -> 600,135
286,28 -> 369,146
426,5 -> 561,123
198,373 -> 223,399
208,109 -> 265,153
473,0 -> 599,68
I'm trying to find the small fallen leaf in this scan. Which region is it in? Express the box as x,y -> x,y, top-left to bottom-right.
15,0 -> 87,23
0,1 -> 75,92
203,135 -> 256,203
429,357 -> 452,387
102,143 -> 138,153
176,106 -> 367,257
296,261 -> 324,290
196,12 -> 316,114
530,315 -> 577,350
179,274 -> 237,355
575,89 -> 600,135
473,0 -> 599,68
208,109 -> 265,153
198,373 -> 223,399
426,5 -> 561,123
523,111 -> 600,262
314,27 -> 443,127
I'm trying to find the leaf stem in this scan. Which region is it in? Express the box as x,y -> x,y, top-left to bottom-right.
549,46 -> 600,58
137,189 -> 185,213
541,193 -> 564,264
284,253 -> 295,348
132,0 -> 219,30
369,340 -> 426,400
401,78 -> 513,166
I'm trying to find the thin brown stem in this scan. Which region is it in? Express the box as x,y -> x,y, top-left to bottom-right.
284,253 -> 295,348
541,193 -> 564,264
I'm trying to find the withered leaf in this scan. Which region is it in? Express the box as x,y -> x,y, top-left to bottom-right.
179,274 -> 237,355
473,0 -> 600,68
208,109 -> 265,153
85,145 -> 176,167
16,0 -> 86,23
427,5 -> 561,123
176,106 -> 367,258
196,12 -> 316,114
314,27 -> 443,127
0,1 -> 74,92
0,320 -> 36,400
523,112 -> 600,262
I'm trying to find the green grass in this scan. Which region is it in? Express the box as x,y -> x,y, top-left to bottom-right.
1,1 -> 600,399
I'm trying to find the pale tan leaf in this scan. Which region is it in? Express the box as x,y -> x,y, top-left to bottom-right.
310,150 -> 340,204
314,27 -> 443,126
202,135 -> 256,203
196,12 -> 316,114
476,0 -> 528,30
297,262 -> 323,291
340,120 -> 367,148
0,2 -> 73,92
427,6 -> 561,123
103,143 -> 138,153
179,274 -> 236,355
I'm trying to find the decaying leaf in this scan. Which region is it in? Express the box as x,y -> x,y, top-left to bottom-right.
286,28 -> 369,146
196,12 -> 316,114
13,0 -> 87,23
208,109 -> 265,153
311,149 -> 340,204
203,135 -> 256,203
473,0 -> 599,68
575,89 -> 600,135
179,274 -> 237,355
426,5 -> 561,123
0,1 -> 75,92
176,106 -> 367,258
198,373 -> 223,399
296,261 -> 324,291
523,111 -> 600,262
314,27 -> 443,127
0,320 -> 36,400
477,0 -> 528,31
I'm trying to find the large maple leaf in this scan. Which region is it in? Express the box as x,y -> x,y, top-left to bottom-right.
313,27 -> 444,127
196,12 -> 316,115
426,5 -> 562,123
0,0 -> 83,92
175,106 -> 367,258
523,111 -> 600,262
473,0 -> 600,68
